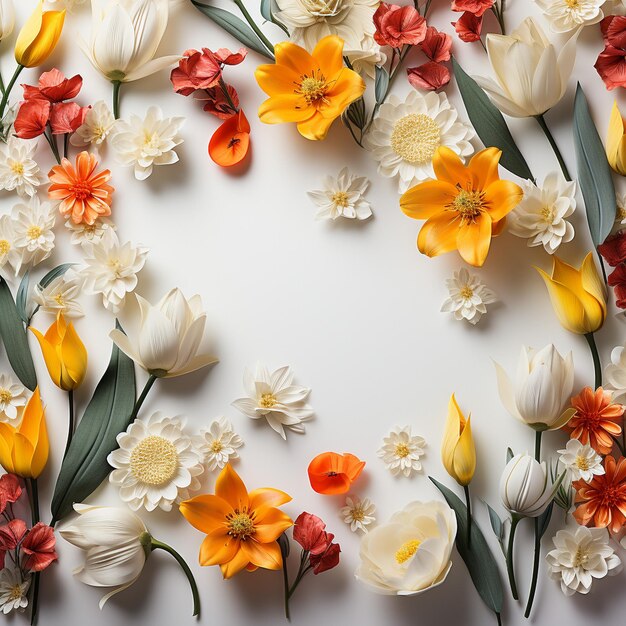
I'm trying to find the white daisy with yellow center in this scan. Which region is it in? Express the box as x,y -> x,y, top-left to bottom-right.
557,439 -> 605,483
0,373 -> 28,424
377,426 -> 426,478
441,268 -> 496,326
0,214 -> 20,275
0,568 -> 30,615
534,0 -> 604,33
340,495 -> 376,533
11,196 -> 56,274
192,417 -> 244,472
0,137 -> 44,198
33,274 -> 84,319
308,167 -> 373,221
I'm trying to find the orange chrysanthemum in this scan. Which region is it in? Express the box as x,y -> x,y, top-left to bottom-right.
567,387 -> 624,455
573,455 -> 626,533
48,150 -> 114,226
308,452 -> 365,495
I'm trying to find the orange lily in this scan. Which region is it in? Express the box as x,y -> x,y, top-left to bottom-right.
179,464 -> 292,578
400,146 -> 523,267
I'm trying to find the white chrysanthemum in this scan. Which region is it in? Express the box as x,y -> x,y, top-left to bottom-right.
0,214 -> 21,274
108,412 -> 204,512
557,439 -> 604,483
109,106 -> 184,180
82,230 -> 148,313
365,91 -> 475,193
0,373 -> 28,423
11,196 -> 56,273
546,526 -> 622,596
0,137 -> 44,197
605,342 -> 626,403
65,215 -> 116,248
192,417 -> 243,472
232,364 -> 314,439
275,0 -> 378,50
0,569 -> 30,615
308,167 -> 372,220
508,173 -> 575,253
33,274 -> 84,318
340,495 -> 376,533
377,426 -> 426,478
345,36 -> 387,79
70,101 -> 116,150
441,268 -> 496,325
534,0 -> 604,32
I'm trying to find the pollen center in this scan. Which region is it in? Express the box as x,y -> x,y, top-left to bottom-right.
573,546 -> 589,567
460,286 -> 474,299
395,443 -> 410,458
395,539 -> 421,564
27,225 -> 42,240
260,392 -> 277,408
70,181 -> 93,201
451,190 -> 484,221
390,113 -> 441,164
575,455 -> 590,471
130,435 -> 179,485
332,191 -> 349,207
0,389 -> 12,404
541,204 -> 555,223
0,240 -> 9,255
565,0 -> 580,7
296,73 -> 328,106
351,507 -> 365,521
9,584 -> 23,600
10,162 -> 24,175
210,440 -> 224,453
227,512 -> 256,540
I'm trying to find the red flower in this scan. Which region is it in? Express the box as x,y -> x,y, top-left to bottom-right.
605,15 -> 626,48
0,474 -> 22,515
453,12 -> 483,42
14,99 -> 51,139
310,541 -> 340,574
451,0 -> 494,17
292,512 -> 340,574
595,45 -> 626,90
420,26 -> 452,63
23,68 -> 83,103
198,84 -> 240,119
208,110 -> 251,167
599,232 -> 626,266
0,519 -> 27,568
213,48 -> 247,65
407,61 -> 451,91
609,264 -> 626,309
21,522 -> 57,572
50,102 -> 90,135
374,3 -> 427,48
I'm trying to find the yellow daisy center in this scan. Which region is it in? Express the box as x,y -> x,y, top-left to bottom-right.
11,162 -> 24,175
0,240 -> 9,255
226,511 -> 256,540
130,435 -> 179,485
296,73 -> 329,106
575,455 -> 590,471
332,191 -> 349,208
260,392 -> 277,408
565,0 -> 580,7
541,204 -> 555,223
54,293 -> 65,306
460,286 -> 474,299
108,258 -> 123,279
0,388 -> 12,404
27,225 -> 42,240
451,189 -> 485,222
618,205 -> 626,221
350,506 -> 365,521
9,584 -> 23,600
390,113 -> 441,165
573,545 -> 589,567
210,440 -> 224,453
395,539 -> 421,564
395,443 -> 410,458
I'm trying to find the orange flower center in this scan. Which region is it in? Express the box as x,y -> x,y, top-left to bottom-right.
451,189 -> 485,222
600,485 -> 620,507
226,511 -> 256,540
296,72 -> 329,107
70,181 -> 93,201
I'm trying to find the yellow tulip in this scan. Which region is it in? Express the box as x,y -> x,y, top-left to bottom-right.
14,1 -> 65,68
0,387 -> 48,478
607,101 -> 626,176
30,313 -> 87,391
535,253 -> 606,335
441,394 -> 476,487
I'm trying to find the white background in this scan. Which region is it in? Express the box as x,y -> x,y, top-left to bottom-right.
2,1 -> 626,625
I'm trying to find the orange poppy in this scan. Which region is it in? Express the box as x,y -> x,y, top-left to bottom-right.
209,110 -> 250,167
179,464 -> 292,579
308,452 -> 365,495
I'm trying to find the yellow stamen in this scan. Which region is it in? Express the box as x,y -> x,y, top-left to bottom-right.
210,440 -> 223,453
332,191 -> 349,208
395,539 -> 421,564
0,240 -> 9,255
226,511 -> 256,540
460,286 -> 474,299
451,189 -> 485,222
395,443 -> 410,458
296,72 -> 329,106
130,435 -> 179,485
390,113 -> 441,165
575,455 -> 590,471
27,225 -> 42,240
260,393 -> 277,408
0,389 -> 12,404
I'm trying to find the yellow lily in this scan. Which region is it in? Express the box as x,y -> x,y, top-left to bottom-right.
441,394 -> 476,487
0,387 -> 48,478
30,313 -> 87,391
14,1 -> 65,68
607,101 -> 626,176
535,253 -> 606,335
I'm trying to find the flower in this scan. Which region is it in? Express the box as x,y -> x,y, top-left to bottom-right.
547,526 -> 622,595
0,387 -> 48,479
344,36 -> 387,78
441,267 -> 497,325
495,344 -> 575,431
192,417 -> 243,472
208,110 -> 250,168
29,313 -> 87,391
275,0 -> 378,50
475,17 -> 577,117
508,174 -> 576,253
108,411 -> 203,512
255,35 -> 365,141
0,568 -> 29,614
13,100 -> 50,139
568,387 -> 624,455
11,196 -> 56,273
574,455 -> 626,533
81,231 -> 148,313
613,192 -> 626,233
232,364 -> 314,439
373,3 -> 426,48
558,440 -> 605,483
535,253 -> 606,335
400,147 -> 523,266
0,519 -> 26,567
340,495 -> 376,532
109,106 -> 184,180
365,91 -> 474,194
0,374 -> 28,423
0,137 -> 44,197
452,0 -> 494,15
407,62 -> 451,91
14,1 -> 65,68
605,342 -> 626,402
441,394 -> 475,486
65,215 -> 115,248
308,451 -> 365,494
22,68 -> 82,103
0,215 -> 20,273
609,264 -> 626,308
454,11 -> 483,43
293,512 -> 340,573
109,288 -> 217,379
0,0 -> 14,41
377,426 -> 425,477
179,463 -> 293,578
420,26 -> 452,63
33,274 -> 83,318
608,101 -> 626,176
596,16 -> 626,90
355,500 -> 456,595
535,0 -> 604,33
81,0 -> 179,83
307,167 -> 372,220
0,474 -> 21,515
70,101 -> 116,150
48,151 -> 114,226
599,232 -> 626,266
21,522 -> 57,572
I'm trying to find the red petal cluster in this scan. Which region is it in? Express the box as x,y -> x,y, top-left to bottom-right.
293,512 -> 341,574
596,16 -> 626,90
374,3 -> 427,48
599,232 -> 626,309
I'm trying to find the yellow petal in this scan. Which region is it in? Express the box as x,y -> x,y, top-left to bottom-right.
12,434 -> 34,479
452,416 -> 476,486
400,181 -> 458,220
456,213 -> 492,267
580,252 -> 607,328
30,410 -> 48,478
536,266 -> 587,334
0,424 -> 16,474
607,101 -> 626,175
274,40 -> 315,76
241,539 -> 283,571
483,180 -> 524,222
296,111 -> 335,141
19,387 -> 43,445
417,213 -> 460,258
312,35 -> 345,79
254,64 -> 301,97
468,148 -> 502,189
258,95 -> 312,124
319,68 -> 365,118
15,3 -> 65,68
30,327 -> 62,388
61,321 -> 88,389
441,394 -> 462,482
433,146 -> 470,186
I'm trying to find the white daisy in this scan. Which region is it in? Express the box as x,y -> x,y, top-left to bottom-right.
65,215 -> 116,248
109,106 -> 184,180
345,36 -> 387,79
365,90 -> 475,193
0,214 -> 21,274
557,439 -> 605,483
0,137 -> 44,197
605,342 -> 626,403
308,167 -> 372,220
441,268 -> 497,325
340,495 -> 376,533
192,417 -> 243,472
33,274 -> 84,318
534,0 -> 604,32
108,411 -> 204,512
508,173 -> 576,254
377,426 -> 426,478
546,526 -> 622,596
232,364 -> 314,439
70,100 -> 116,151
11,196 -> 56,273
0,568 -> 30,615
0,373 -> 28,423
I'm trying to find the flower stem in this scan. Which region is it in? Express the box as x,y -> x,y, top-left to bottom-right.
128,374 -> 157,425
463,484 -> 472,548
43,128 -> 61,164
64,390 -> 74,460
534,114 -> 571,181
232,0 -> 275,56
525,431 -> 543,619
30,478 -> 39,525
534,430 -> 542,462
28,478 -> 40,626
150,538 -> 200,617
584,332 -> 602,390
0,64 -> 23,120
506,515 -> 520,600
112,80 -> 121,119
282,544 -> 290,621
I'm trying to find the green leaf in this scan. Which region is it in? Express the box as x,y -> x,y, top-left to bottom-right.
23,263 -> 76,324
39,263 -> 75,289
430,477 -> 503,619
506,447 -> 514,463
190,1 -> 274,60
483,500 -> 504,542
51,327 -> 136,524
537,501 -> 554,540
375,66 -> 389,104
0,277 -> 37,391
573,83 -> 616,246
16,270 -> 30,325
260,0 -> 288,34
452,57 -> 534,181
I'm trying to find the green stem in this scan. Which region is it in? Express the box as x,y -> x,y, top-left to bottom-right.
282,544 -> 290,621
534,114 -> 571,181
28,477 -> 40,625
534,430 -> 542,462
0,68 -> 5,95
0,64 -> 23,120
128,374 -> 157,425
150,538 -> 200,617
43,128 -> 61,164
64,390 -> 74,460
30,573 -> 40,626
232,0 -> 275,56
463,484 -> 472,548
30,478 -> 39,525
63,133 -> 69,160
112,80 -> 121,119
506,515 -> 520,600
525,431 -> 543,619
584,332 -> 602,390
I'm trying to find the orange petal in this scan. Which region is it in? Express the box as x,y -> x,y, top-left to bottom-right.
179,495 -> 232,534
417,212 -> 460,257
254,509 -> 294,543
219,547 -> 250,579
400,180 -> 458,220
433,146 -> 471,186
274,41 -> 316,76
241,539 -> 283,570
209,112 -> 250,167
254,63 -> 301,97
312,35 -> 345,77
342,453 -> 366,481
248,488 -> 292,512
468,148 -> 502,188
258,94 -> 311,124
483,180 -> 524,222
456,215 -> 492,267
215,464 -> 249,512
296,111 -> 336,140
199,533 -> 239,567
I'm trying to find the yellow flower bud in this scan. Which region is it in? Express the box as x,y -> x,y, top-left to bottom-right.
441,394 -> 476,487
607,101 -> 626,177
14,1 -> 65,68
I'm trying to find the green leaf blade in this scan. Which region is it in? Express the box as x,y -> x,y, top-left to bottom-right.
260,0 -> 289,34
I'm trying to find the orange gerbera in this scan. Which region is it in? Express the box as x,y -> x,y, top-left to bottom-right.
573,455 -> 626,533
567,387 -> 624,455
48,150 -> 113,226
179,464 -> 292,579
308,452 -> 365,495
399,146 -> 523,267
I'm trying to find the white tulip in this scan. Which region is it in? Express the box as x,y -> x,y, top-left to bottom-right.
0,0 -> 14,41
475,17 -> 578,118
495,344 -> 575,431
355,501 -> 456,595
110,288 -> 218,378
81,0 -> 180,83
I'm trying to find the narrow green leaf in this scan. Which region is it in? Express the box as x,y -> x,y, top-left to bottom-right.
452,57 -> 534,181
0,277 -> 37,390
573,83 -> 616,246
39,263 -> 75,289
430,477 -> 504,618
260,0 -> 289,34
375,66 -> 389,104
537,501 -> 554,540
16,270 -> 30,325
483,500 -> 504,542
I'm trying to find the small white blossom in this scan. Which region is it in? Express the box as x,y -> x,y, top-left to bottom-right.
0,137 -> 44,197
70,101 -> 116,150
377,426 -> 426,477
192,417 -> 243,471
557,439 -> 604,483
0,214 -> 20,274
65,215 -> 116,248
0,373 -> 29,423
534,0 -> 604,32
33,274 -> 84,318
441,268 -> 496,325
308,167 -> 372,221
0,568 -> 30,614
345,36 -> 387,79
11,196 -> 56,273
340,495 -> 376,533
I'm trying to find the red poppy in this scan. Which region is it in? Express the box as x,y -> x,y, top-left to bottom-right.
49,102 -> 90,135
420,26 -> 452,63
21,522 -> 57,572
208,110 -> 251,167
307,452 -> 365,495
14,99 -> 51,139
453,11 -> 483,43
23,68 -> 83,103
599,232 -> 626,266
407,61 -> 451,91
0,519 -> 27,568
374,3 -> 427,48
451,0 -> 494,17
0,474 -> 22,515
609,264 -> 626,309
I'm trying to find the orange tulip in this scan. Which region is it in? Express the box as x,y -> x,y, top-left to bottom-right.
307,452 -> 365,495
209,110 -> 250,167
